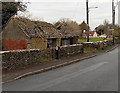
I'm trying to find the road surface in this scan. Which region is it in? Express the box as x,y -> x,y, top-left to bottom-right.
3,47 -> 119,91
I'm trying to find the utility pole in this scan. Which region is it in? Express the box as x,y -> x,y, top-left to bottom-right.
112,0 -> 115,25
112,0 -> 115,44
86,0 -> 89,42
86,0 -> 98,42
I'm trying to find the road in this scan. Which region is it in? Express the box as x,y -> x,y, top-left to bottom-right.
3,47 -> 119,91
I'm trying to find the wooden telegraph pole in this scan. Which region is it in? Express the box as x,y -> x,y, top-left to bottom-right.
112,0 -> 115,44
86,0 -> 89,42
112,0 -> 115,25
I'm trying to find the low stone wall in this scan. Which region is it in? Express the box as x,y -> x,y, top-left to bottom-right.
1,40 -> 114,70
1,44 -> 83,70
1,49 -> 54,70
80,40 -> 113,50
58,44 -> 83,58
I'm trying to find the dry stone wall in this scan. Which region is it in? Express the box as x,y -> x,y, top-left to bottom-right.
1,44 -> 83,70
1,40 -> 113,70
58,44 -> 83,58
80,40 -> 113,50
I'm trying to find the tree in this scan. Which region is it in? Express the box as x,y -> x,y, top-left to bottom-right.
103,19 -> 109,26
79,21 -> 89,31
113,25 -> 120,39
54,18 -> 82,37
2,1 -> 28,28
79,21 -> 89,38
95,25 -> 105,35
95,19 -> 113,37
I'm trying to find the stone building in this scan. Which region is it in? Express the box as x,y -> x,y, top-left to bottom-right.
55,21 -> 81,46
2,17 -> 80,51
2,17 -> 61,50
82,31 -> 98,38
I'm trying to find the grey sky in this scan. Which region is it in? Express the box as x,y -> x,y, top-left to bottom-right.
118,1 -> 120,26
19,0 -> 119,30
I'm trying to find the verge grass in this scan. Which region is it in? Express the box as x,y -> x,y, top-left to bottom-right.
78,38 -> 112,43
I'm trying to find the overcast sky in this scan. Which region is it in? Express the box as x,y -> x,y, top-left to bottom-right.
18,0 -> 119,30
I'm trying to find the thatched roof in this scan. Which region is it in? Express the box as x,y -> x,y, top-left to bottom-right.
8,17 -> 62,38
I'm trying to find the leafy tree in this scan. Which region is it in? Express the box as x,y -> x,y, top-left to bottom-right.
113,25 -> 120,39
2,1 -> 28,28
95,20 -> 113,37
95,25 -> 105,35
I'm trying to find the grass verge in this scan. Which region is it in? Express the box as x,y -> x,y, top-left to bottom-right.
78,38 -> 112,43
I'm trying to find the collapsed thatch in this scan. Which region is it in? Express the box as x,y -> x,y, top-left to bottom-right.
4,17 -> 81,39
9,17 -> 61,38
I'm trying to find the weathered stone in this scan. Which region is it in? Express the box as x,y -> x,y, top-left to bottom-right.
1,40 -> 113,70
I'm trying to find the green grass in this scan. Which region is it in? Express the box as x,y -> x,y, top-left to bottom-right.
78,38 -> 112,43
107,38 -> 113,40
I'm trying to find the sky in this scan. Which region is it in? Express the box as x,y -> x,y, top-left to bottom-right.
118,1 -> 120,26
17,0 -> 119,30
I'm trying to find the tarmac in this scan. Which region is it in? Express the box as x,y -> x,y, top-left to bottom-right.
2,44 -> 119,84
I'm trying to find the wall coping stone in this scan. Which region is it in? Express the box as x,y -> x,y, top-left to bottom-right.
0,49 -> 40,54
61,44 -> 83,48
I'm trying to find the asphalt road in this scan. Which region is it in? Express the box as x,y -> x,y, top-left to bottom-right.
3,47 -> 119,91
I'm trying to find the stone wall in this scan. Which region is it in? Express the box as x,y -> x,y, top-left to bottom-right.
1,40 -> 114,70
58,44 -> 83,58
1,44 -> 83,70
80,40 -> 113,50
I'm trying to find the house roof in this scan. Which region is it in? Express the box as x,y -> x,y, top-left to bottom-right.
89,31 -> 97,36
8,17 -> 62,38
4,17 -> 82,39
83,31 -> 97,36
55,22 -> 81,38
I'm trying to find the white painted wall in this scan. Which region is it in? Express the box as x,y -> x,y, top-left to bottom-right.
93,32 -> 98,38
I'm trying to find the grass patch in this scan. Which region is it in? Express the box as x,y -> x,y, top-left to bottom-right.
78,38 -> 112,43
107,38 -> 113,40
